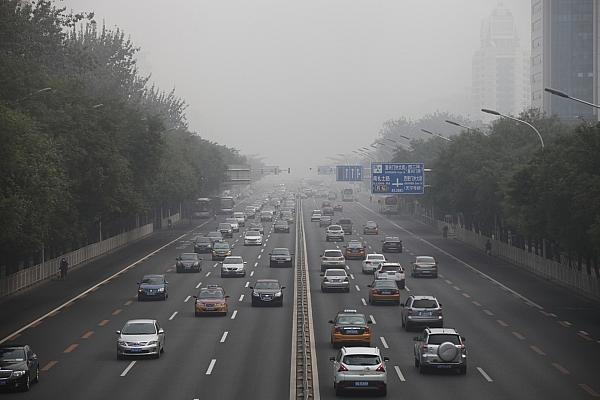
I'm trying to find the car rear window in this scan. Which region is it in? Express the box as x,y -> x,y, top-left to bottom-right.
412,299 -> 438,308
381,266 -> 400,272
223,257 -> 242,264
428,334 -> 460,345
324,250 -> 343,257
343,354 -> 381,366
368,255 -> 385,261
416,256 -> 436,263
337,315 -> 366,325
348,242 -> 362,248
214,243 -> 230,249
326,270 -> 346,277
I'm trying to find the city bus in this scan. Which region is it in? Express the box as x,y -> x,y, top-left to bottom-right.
341,188 -> 354,202
379,195 -> 399,214
191,198 -> 213,219
217,196 -> 235,215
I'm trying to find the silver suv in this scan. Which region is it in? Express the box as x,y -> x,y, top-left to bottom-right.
320,249 -> 345,271
401,295 -> 443,330
330,346 -> 389,396
326,225 -> 344,242
413,328 -> 467,374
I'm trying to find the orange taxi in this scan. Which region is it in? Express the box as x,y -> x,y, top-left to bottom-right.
368,279 -> 400,305
344,240 -> 366,260
329,310 -> 372,347
194,285 -> 229,316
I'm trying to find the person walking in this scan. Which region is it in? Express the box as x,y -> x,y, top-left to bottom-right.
59,257 -> 69,279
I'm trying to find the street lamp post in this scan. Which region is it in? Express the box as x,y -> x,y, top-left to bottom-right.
545,88 -> 600,109
481,108 -> 544,150
420,128 -> 452,142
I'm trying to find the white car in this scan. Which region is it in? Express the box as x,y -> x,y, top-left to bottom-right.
320,249 -> 345,272
325,225 -> 344,242
374,262 -> 405,289
362,254 -> 386,274
311,210 -> 322,222
220,256 -> 246,277
116,319 -> 165,359
225,218 -> 239,232
233,211 -> 246,227
330,346 -> 388,396
243,230 -> 263,246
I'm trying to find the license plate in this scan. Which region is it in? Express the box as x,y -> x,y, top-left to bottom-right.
436,364 -> 452,368
277,260 -> 284,263
205,307 -> 215,311
381,290 -> 392,294
130,348 -> 143,352
354,381 -> 369,387
0,380 -> 7,385
345,329 -> 358,335
421,312 -> 432,316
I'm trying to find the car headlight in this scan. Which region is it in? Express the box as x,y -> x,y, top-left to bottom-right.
274,291 -> 282,297
147,340 -> 158,345
157,287 -> 165,292
252,292 -> 260,297
138,288 -> 144,292
118,339 -> 126,345
12,371 -> 26,377
193,262 -> 199,266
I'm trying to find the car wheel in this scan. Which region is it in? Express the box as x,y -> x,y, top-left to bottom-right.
137,295 -> 143,301
335,385 -> 344,396
433,274 -> 438,278
345,288 -> 350,293
401,317 -> 405,328
155,348 -> 161,359
22,374 -> 30,392
33,366 -> 39,383
405,321 -> 411,331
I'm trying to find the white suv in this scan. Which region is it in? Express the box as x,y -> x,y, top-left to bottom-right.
320,249 -> 345,272
362,254 -> 386,274
330,346 -> 388,396
220,256 -> 246,278
243,230 -> 263,246
325,225 -> 344,242
374,262 -> 405,289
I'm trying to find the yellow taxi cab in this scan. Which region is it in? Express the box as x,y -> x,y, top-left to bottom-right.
344,240 -> 366,260
194,285 -> 229,316
368,279 -> 400,305
329,310 -> 372,347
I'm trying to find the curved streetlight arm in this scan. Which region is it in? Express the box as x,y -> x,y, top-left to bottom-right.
420,129 -> 452,142
483,108 -> 544,150
545,87 -> 600,109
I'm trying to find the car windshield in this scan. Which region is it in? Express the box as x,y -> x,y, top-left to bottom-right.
234,213 -> 244,218
385,237 -> 400,242
412,299 -> 438,308
122,322 -> 156,335
224,257 -> 243,264
180,253 -> 198,260
249,224 -> 262,229
225,218 -> 237,224
272,249 -> 289,255
141,276 -> 163,285
339,219 -> 351,224
366,222 -> 377,227
343,354 -> 381,366
417,256 -> 436,263
255,281 -> 280,290
324,250 -> 342,257
197,238 -> 211,243
214,243 -> 230,250
326,270 -> 346,276
198,289 -> 224,299
0,348 -> 25,361
337,315 -> 366,325
428,334 -> 460,345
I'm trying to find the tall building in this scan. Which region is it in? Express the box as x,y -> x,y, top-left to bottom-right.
531,0 -> 598,123
472,4 -> 530,117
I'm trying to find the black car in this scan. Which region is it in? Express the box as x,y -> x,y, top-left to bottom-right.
194,237 -> 213,253
274,220 -> 290,233
382,236 -> 403,253
0,345 -> 39,392
137,274 -> 168,301
217,223 -> 234,238
175,253 -> 202,273
250,279 -> 285,306
248,222 -> 264,235
269,247 -> 293,267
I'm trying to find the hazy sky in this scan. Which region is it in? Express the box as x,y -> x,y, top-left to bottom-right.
60,0 -> 530,170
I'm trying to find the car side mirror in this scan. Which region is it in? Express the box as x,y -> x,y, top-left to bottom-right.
328,320 -> 334,324
136,282 -> 140,285
116,330 -> 121,335
244,261 -> 247,264
31,354 -> 38,360
158,328 -> 164,334
329,357 -> 336,362
281,286 -> 286,290
165,281 -> 168,285
383,356 -> 390,362
438,303 -> 442,307
367,284 -> 372,287
249,286 -> 253,289
400,303 -> 405,307
320,273 -> 324,276
193,296 -> 198,299
176,256 -> 181,260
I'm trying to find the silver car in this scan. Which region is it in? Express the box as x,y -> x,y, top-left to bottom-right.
412,256 -> 438,278
320,269 -> 350,292
330,346 -> 389,396
401,295 -> 443,330
116,319 -> 165,359
413,328 -> 467,374
320,249 -> 345,271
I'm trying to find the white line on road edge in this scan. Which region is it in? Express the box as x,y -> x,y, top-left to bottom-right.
380,336 -> 389,349
356,202 -> 544,310
245,281 -> 249,288
361,298 -> 367,306
355,285 -> 361,292
169,311 -> 178,321
477,367 -> 493,382
250,271 -> 254,277
369,315 -> 376,324
120,361 -> 136,377
394,366 -> 406,382
239,294 -> 244,302
231,310 -> 237,320
0,219 -> 213,345
220,331 -> 228,343
195,281 -> 202,289
205,359 -> 216,375
184,296 -> 191,303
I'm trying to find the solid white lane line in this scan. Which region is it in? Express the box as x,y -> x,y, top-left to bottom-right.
220,331 -> 229,343
120,361 -> 136,377
361,298 -> 367,306
231,310 -> 238,320
394,366 -> 406,382
254,262 -> 258,267
355,285 -> 360,292
250,271 -> 254,277
239,294 -> 244,302
184,295 -> 191,303
205,359 -> 216,375
245,281 -> 249,288
195,281 -> 202,289
169,311 -> 178,321
380,336 -> 389,349
206,271 -> 211,277
477,367 -> 493,382
370,315 -> 376,324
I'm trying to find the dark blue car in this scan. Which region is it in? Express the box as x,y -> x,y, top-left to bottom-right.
137,274 -> 168,301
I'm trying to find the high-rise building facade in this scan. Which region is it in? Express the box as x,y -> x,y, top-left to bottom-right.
472,4 -> 530,117
531,0 -> 598,123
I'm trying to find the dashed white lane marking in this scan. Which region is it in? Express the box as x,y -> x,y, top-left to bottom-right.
552,363 -> 570,375
394,366 -> 406,382
260,248 -> 265,253
220,331 -> 229,343
350,274 -> 355,280
257,255 -> 261,259
355,285 -> 361,292
195,281 -> 202,289
345,265 -> 350,270
184,296 -> 191,303
438,274 -> 445,278
559,320 -> 572,327
361,298 -> 367,306
496,319 -> 508,327
579,384 -> 600,397
477,367 -> 493,382
239,294 -> 244,302
512,331 -> 525,340
169,312 -> 178,321
245,281 -> 250,288
380,336 -> 389,349
254,262 -> 258,267
578,332 -> 593,341
370,315 -> 376,324
231,310 -> 238,320
453,286 -> 461,291
250,271 -> 255,277
213,263 -> 218,268
445,279 -> 453,285
205,359 -> 216,375
530,345 -> 546,356
206,271 -> 211,277
483,309 -> 494,316
462,292 -> 471,298
405,286 -> 411,292
120,361 -> 136,377
472,301 -> 482,307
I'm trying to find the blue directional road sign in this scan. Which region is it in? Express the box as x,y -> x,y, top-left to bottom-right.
336,165 -> 363,182
371,163 -> 425,194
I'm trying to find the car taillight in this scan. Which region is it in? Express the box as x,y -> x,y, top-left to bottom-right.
372,289 -> 379,294
364,327 -> 370,334
338,363 -> 348,372
420,344 -> 428,353
334,327 -> 341,333
375,364 -> 385,372
393,289 -> 399,294
407,309 -> 414,315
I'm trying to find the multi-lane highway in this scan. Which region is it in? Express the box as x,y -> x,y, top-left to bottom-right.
2,183 -> 600,399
